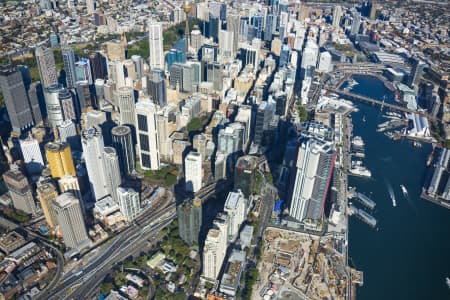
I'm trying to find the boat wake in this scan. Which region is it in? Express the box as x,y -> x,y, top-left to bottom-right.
385,180 -> 396,207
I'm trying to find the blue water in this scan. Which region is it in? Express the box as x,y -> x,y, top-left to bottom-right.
347,75 -> 450,299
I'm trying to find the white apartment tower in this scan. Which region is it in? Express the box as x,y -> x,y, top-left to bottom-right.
148,22 -> 164,70
81,126 -> 108,201
203,215 -> 229,281
135,99 -> 160,170
19,135 -> 44,174
117,187 -> 141,222
224,190 -> 247,242
184,151 -> 203,193
53,193 -> 90,249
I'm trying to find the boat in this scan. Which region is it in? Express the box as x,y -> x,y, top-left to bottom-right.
353,151 -> 365,158
349,164 -> 372,178
352,136 -> 365,148
362,115 -> 366,122
413,141 -> 422,148
388,185 -> 397,207
446,277 -> 450,289
400,185 -> 408,198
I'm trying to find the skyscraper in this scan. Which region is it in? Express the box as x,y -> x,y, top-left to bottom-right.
332,5 -> 342,30
89,52 -> 107,80
111,125 -> 135,175
289,138 -> 336,222
44,83 -> 65,128
62,43 -> 77,88
224,190 -> 247,242
59,89 -> 76,121
185,151 -> 202,193
219,30 -> 234,58
75,58 -> 93,84
203,214 -> 228,281
135,100 -> 160,171
102,147 -> 122,203
177,197 -> 202,246
408,57 -> 427,89
58,120 -> 80,151
117,187 -> 140,222
45,142 -> 76,179
148,21 -> 164,70
36,181 -> 59,228
81,126 -> 108,201
53,193 -> 90,249
35,46 -> 58,88
148,68 -> 167,107
3,168 -> 37,215
234,156 -> 258,198
58,175 -> 82,204
226,13 -> 240,54
19,135 -> 44,175
350,13 -> 361,36
117,86 -> 136,127
0,65 -> 35,134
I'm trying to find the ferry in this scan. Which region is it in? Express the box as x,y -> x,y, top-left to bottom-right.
400,185 -> 408,198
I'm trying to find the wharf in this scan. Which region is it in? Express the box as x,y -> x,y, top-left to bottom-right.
349,204 -> 377,228
354,192 -> 376,210
420,191 -> 450,210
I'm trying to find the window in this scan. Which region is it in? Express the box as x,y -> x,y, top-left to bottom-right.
139,134 -> 149,152
137,114 -> 148,131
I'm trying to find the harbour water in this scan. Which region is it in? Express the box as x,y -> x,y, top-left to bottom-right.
346,75 -> 450,299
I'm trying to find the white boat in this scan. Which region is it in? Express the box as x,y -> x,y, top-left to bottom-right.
349,166 -> 372,178
400,185 -> 408,198
362,115 -> 366,122
352,136 -> 365,148
446,277 -> 450,289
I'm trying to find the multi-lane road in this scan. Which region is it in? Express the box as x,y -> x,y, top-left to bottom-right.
40,198 -> 176,300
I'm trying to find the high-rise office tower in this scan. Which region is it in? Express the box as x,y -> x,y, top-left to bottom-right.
44,83 -> 65,128
182,63 -> 195,92
131,55 -> 144,80
289,138 -> 336,222
75,58 -> 93,84
17,65 -> 43,125
148,68 -> 167,107
206,62 -> 224,91
350,13 -> 361,36
58,89 -> 76,121
3,168 -> 37,215
190,26 -> 203,54
58,120 -> 80,150
148,21 -> 164,70
234,156 -> 258,198
135,100 -> 160,171
224,190 -> 247,242
169,62 -> 184,90
81,126 -> 108,201
0,65 -> 35,134
19,135 -> 44,175
117,187 -> 140,222
226,14 -> 240,53
86,0 -> 95,14
102,147 -> 122,203
111,125 -> 135,175
332,5 -> 342,30
58,174 -> 82,203
53,193 -> 90,249
117,86 -> 136,127
219,30 -> 234,58
408,57 -> 427,89
89,52 -> 107,80
108,59 -> 126,88
184,151 -> 202,193
156,108 -> 171,162
123,59 -> 136,81
45,142 -> 76,179
203,214 -> 229,281
301,39 -> 319,70
75,80 -> 93,111
207,14 -> 219,42
35,46 -> 58,88
177,197 -> 202,246
62,43 -> 77,88
36,181 -> 59,228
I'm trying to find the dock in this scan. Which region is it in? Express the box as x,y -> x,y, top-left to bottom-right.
354,192 -> 376,210
349,204 -> 377,228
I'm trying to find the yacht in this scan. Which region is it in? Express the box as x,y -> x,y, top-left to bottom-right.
400,185 -> 408,198
352,136 -> 365,148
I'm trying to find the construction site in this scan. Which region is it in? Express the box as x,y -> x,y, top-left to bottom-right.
254,227 -> 362,300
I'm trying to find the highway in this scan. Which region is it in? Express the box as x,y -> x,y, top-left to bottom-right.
43,199 -> 176,300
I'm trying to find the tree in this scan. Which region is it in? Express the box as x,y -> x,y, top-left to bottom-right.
298,105 -> 308,122
186,117 -> 202,132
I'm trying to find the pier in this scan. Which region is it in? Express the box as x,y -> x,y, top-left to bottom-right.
349,204 -> 377,228
354,192 -> 376,210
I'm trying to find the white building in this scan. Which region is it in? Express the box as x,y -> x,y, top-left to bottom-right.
224,190 -> 247,242
219,30 -> 235,58
184,151 -> 203,193
135,99 -> 160,170
58,175 -> 82,204
148,22 -> 164,70
53,193 -> 90,250
203,215 -> 229,281
19,135 -> 44,174
81,126 -> 108,201
301,39 -> 319,70
318,51 -> 333,73
117,187 -> 141,222
102,147 -> 122,203
116,86 -> 136,127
